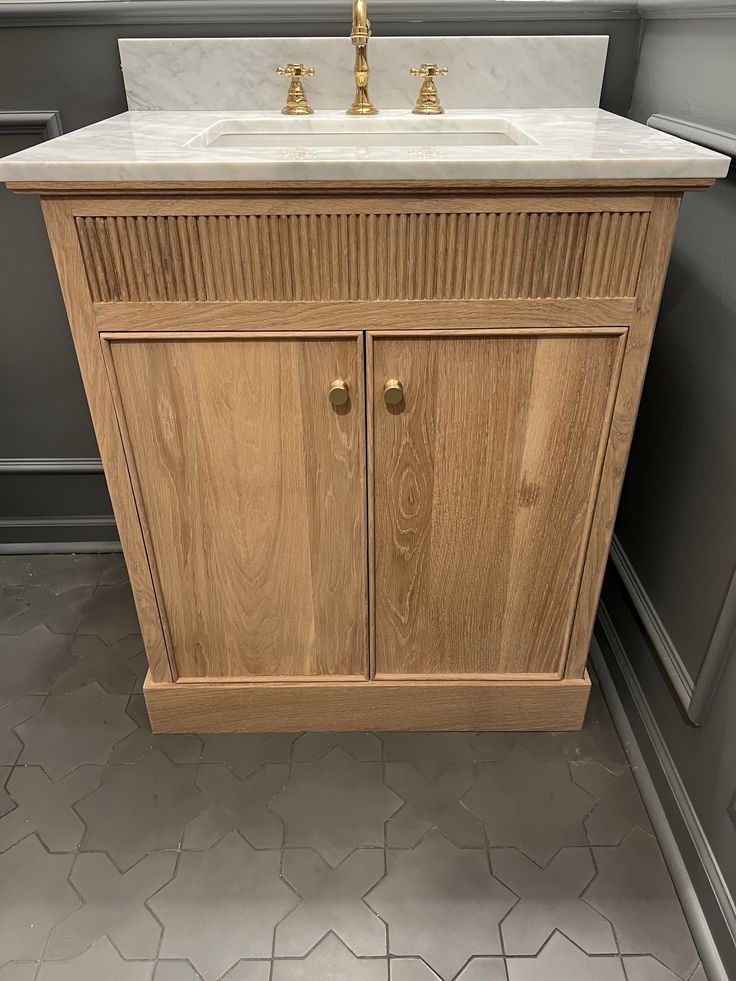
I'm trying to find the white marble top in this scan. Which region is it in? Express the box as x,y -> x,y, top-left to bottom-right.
0,109 -> 729,183
119,35 -> 608,113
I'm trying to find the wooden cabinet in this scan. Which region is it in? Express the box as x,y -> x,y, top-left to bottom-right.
370,331 -> 624,681
32,182 -> 693,731
103,332 -> 367,682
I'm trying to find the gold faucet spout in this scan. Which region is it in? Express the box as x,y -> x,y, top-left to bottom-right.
348,0 -> 378,115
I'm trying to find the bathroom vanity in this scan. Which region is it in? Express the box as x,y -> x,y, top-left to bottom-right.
0,35 -> 728,732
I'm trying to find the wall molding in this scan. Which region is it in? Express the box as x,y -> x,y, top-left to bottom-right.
0,0 -> 640,26
593,617 -> 735,981
0,457 -> 104,474
640,0 -> 736,18
610,535 -> 736,725
648,114 -> 736,161
0,515 -> 120,554
0,111 -> 62,141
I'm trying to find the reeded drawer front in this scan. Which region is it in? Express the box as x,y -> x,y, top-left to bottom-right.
76,201 -> 650,304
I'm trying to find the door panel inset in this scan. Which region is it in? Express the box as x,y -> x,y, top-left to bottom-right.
371,331 -> 624,679
105,332 -> 367,682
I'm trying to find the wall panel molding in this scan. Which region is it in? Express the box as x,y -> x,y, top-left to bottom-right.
648,114 -> 736,160
591,625 -> 734,981
610,536 -> 736,724
0,111 -> 62,141
0,457 -> 103,474
0,0 -> 640,26
640,0 -> 736,18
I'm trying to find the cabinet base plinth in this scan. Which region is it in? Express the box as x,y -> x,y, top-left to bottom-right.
143,673 -> 591,733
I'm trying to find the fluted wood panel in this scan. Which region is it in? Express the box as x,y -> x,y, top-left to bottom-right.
76,209 -> 650,303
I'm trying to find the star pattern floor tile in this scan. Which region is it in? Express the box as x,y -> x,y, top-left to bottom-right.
0,555 -> 705,980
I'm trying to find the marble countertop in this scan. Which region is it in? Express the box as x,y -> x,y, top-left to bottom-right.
0,109 -> 729,183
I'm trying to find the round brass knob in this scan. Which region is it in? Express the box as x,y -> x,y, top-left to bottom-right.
383,379 -> 404,406
328,379 -> 349,406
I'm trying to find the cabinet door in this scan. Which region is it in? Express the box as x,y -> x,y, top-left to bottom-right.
104,332 -> 367,682
370,330 -> 625,680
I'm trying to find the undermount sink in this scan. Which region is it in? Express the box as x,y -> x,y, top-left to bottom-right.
186,116 -> 534,151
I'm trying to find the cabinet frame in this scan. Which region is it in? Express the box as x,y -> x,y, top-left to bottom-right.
366,328 -> 628,683
36,184 -> 687,730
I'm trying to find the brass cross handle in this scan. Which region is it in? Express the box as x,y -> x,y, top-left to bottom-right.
409,64 -> 449,79
276,64 -> 316,116
409,64 -> 449,116
277,63 -> 316,79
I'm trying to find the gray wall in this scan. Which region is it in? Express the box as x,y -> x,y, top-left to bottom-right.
0,2 -> 640,549
597,13 -> 736,978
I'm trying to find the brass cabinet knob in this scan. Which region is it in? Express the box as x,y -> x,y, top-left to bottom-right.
328,379 -> 350,406
383,379 -> 404,405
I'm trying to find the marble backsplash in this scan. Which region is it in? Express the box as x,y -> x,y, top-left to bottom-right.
119,35 -> 608,113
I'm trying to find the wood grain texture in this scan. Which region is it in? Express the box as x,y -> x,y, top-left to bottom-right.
92,298 -> 635,332
103,332 -> 367,681
564,192 -> 683,678
370,330 -> 625,679
76,207 -> 650,304
9,178 -> 714,195
40,198 -> 173,683
144,671 -> 591,733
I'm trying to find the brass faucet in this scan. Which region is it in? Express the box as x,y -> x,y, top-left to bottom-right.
347,0 -> 378,115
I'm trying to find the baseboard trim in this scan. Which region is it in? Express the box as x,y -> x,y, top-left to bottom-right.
0,541 -> 123,555
144,671 -> 591,733
593,612 -> 736,980
0,457 -> 104,474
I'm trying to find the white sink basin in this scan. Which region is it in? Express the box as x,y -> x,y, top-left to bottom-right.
186,115 -> 534,152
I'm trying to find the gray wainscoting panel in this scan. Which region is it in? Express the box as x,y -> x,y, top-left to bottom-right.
0,112 -> 116,550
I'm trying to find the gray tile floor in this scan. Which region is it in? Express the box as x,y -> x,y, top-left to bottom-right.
0,553 -> 705,981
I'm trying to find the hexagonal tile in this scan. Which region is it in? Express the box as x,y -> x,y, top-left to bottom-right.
367,831 -> 514,980
491,847 -> 615,955
384,763 -> 483,848
183,762 -> 287,851
46,851 -> 176,959
271,748 -> 402,866
462,748 -> 595,864
219,963 -> 270,981
77,750 -> 206,869
15,684 -> 136,779
0,764 -> 102,852
0,554 -> 115,593
0,835 -> 78,960
275,848 -> 386,956
149,831 -> 296,981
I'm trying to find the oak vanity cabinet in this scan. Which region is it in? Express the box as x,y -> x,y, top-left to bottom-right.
29,185 -> 687,732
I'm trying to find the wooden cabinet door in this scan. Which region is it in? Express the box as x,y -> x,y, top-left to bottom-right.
104,332 -> 367,682
370,330 -> 625,680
